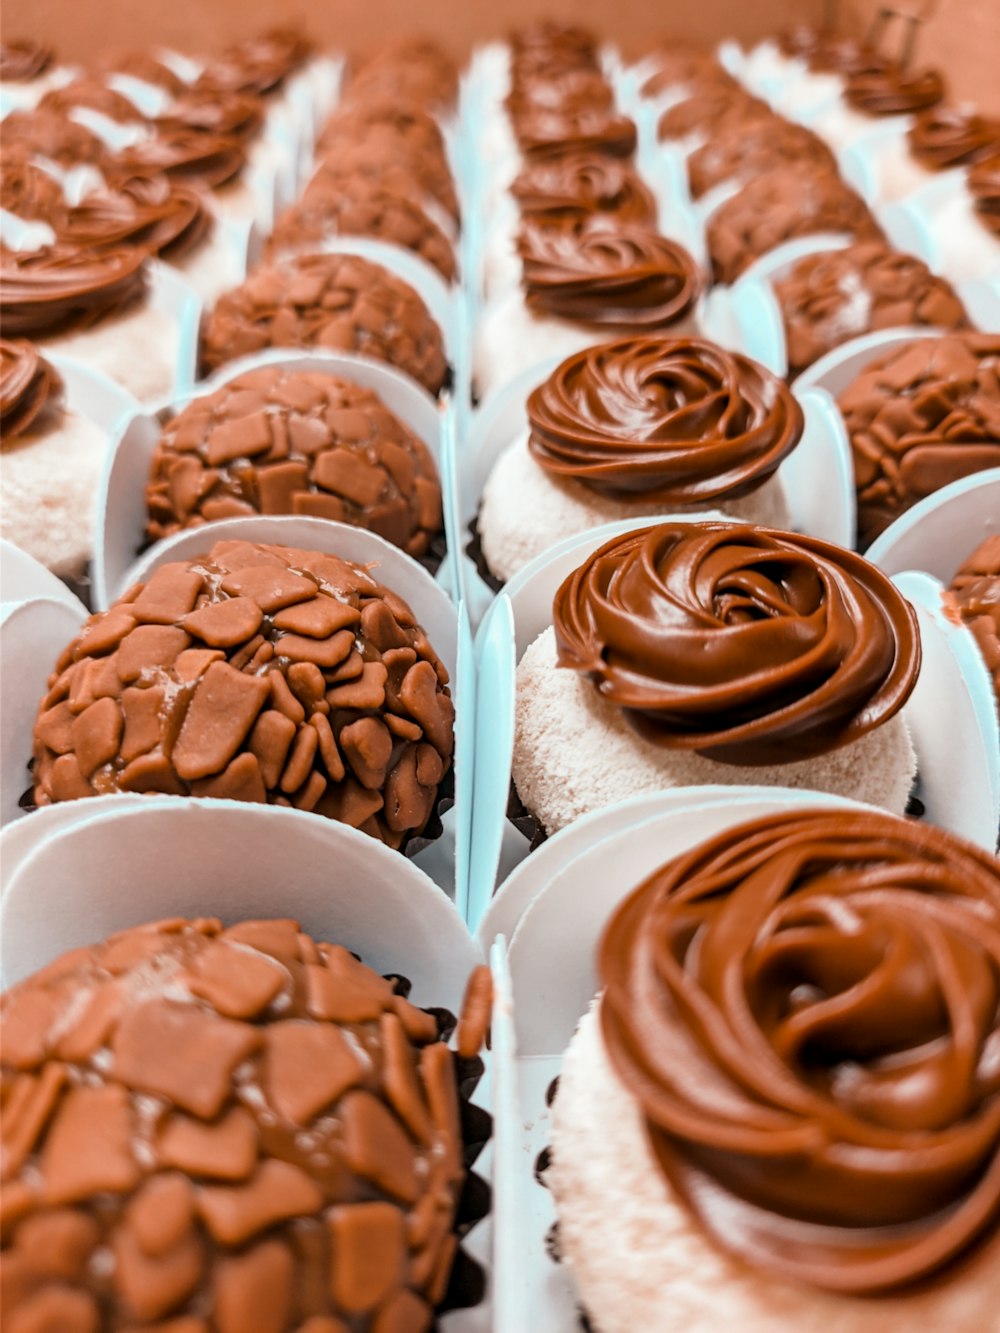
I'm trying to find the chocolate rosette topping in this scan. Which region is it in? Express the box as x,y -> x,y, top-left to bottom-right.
195,26 -> 312,96
553,522 -> 920,764
506,67 -> 615,119
40,77 -> 146,124
845,63 -> 945,115
514,108 -> 637,160
908,106 -> 1000,170
0,338 -> 63,438
0,146 -> 66,222
157,90 -> 265,142
0,243 -> 147,338
54,175 -> 211,259
520,223 -> 699,329
98,49 -> 187,94
0,38 -> 53,81
527,338 -> 802,503
1,109 -> 109,167
113,127 -> 246,190
599,808 -> 1000,1294
511,151 -> 656,225
687,119 -> 835,200
948,536 -> 1000,702
969,153 -> 1000,237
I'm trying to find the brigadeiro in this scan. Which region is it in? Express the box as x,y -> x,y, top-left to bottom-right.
773,242 -> 968,379
1,915 -> 491,1331
199,251 -> 449,396
812,59 -> 946,152
707,164 -> 882,286
686,114 -> 836,202
31,539 -> 454,850
145,366 -> 443,560
871,104 -> 1000,203
478,337 -> 800,582
837,333 -> 1000,548
947,535 -> 1000,706
514,521 -> 920,834
550,808 -> 1000,1332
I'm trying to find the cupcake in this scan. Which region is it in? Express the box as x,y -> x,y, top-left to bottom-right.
947,535 -> 1000,707
837,334 -> 1000,548
869,105 -> 1000,204
0,242 -> 180,403
657,82 -> 771,152
199,251 -> 448,396
514,521 -> 920,832
1,107 -> 111,169
550,809 -> 1000,1333
1,914 -> 486,1330
0,339 -> 110,576
194,26 -> 312,97
475,221 -> 701,400
31,538 -> 455,849
145,366 -> 443,560
348,36 -> 459,114
813,60 -> 946,152
687,115 -> 836,202
707,165 -> 883,285
0,38 -> 72,109
774,242 -> 968,379
479,338 -> 800,582
0,145 -> 66,220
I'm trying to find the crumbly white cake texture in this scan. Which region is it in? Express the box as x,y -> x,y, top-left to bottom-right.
39,305 -> 178,403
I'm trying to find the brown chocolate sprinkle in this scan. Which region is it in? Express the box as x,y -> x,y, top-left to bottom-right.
31,539 -> 455,850
145,367 -> 443,560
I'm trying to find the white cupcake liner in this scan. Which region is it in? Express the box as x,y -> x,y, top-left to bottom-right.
880,174 -> 1000,286
793,323 -> 942,398
866,468 -> 1000,581
0,541 -> 88,614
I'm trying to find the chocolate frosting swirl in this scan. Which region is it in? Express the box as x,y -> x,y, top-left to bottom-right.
112,126 -> 246,190
1,109 -> 109,167
527,338 -> 802,503
845,64 -> 945,115
54,174 -> 211,259
99,50 -> 187,94
195,26 -> 311,96
0,147 -> 65,222
520,222 -> 700,329
598,808 -> 1000,1294
687,118 -> 835,200
0,39 -> 53,81
0,243 -> 147,337
553,522 -> 920,764
0,338 -> 63,438
514,108 -> 638,160
40,77 -> 145,124
157,90 -> 264,141
969,153 -> 1000,237
511,151 -> 656,225
908,106 -> 1000,170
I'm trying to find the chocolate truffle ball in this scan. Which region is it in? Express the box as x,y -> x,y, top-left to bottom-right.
948,535 -> 1000,703
837,334 -> 1000,547
200,253 -> 448,397
32,539 -> 455,849
774,242 -> 968,378
0,916 -> 472,1331
145,367 -> 443,559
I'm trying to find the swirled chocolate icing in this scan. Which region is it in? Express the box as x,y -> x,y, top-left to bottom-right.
845,63 -> 945,115
598,808 -> 1000,1294
511,151 -> 655,225
687,118 -> 835,200
157,90 -> 264,142
514,108 -> 638,160
969,153 -> 1000,237
113,127 -> 246,190
0,338 -> 63,438
98,50 -> 187,95
195,26 -> 312,96
527,338 -> 802,503
55,175 -> 211,259
948,536 -> 1000,703
0,243 -> 147,337
0,147 -> 65,222
40,77 -> 145,124
639,47 -> 725,99
0,39 -> 52,81
520,222 -> 700,329
908,107 -> 1000,170
1,109 -> 109,167
553,522 -> 920,764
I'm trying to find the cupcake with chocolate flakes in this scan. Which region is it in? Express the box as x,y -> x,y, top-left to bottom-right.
479,338 -> 799,582
475,220 -> 701,400
837,334 -> 1000,548
0,146 -> 66,222
707,165 -> 883,285
1,915 -> 489,1331
947,536 -> 1000,707
199,251 -> 449,396
687,115 -> 836,202
550,809 -> 1000,1333
774,242 -> 968,379
0,338 -> 110,577
514,521 -> 920,833
145,366 -> 443,560
31,538 -> 454,849
0,242 -> 181,403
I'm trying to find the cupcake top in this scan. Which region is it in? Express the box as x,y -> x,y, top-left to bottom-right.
969,153 -> 1000,238
553,521 -> 920,764
113,126 -> 246,190
40,76 -> 145,124
511,151 -> 656,225
270,175 -> 457,283
195,26 -> 312,96
315,112 -> 458,223
947,535 -> 1000,700
199,252 -> 448,396
0,243 -> 148,338
707,166 -> 882,285
687,117 -> 835,200
145,366 -> 443,559
55,174 -> 211,259
519,221 -> 700,330
0,38 -> 53,81
32,538 -> 454,848
908,106 -> 1000,170
774,242 -> 968,379
98,48 -> 188,95
598,807 -> 1000,1294
1,914 -> 472,1329
513,107 -> 638,159
526,337 -> 802,503
157,89 -> 265,142
639,46 -> 724,98
844,62 -> 945,115
0,337 -> 63,438
0,146 -> 66,221
838,334 -> 1000,547
658,85 -> 769,143
1,108 -> 110,166
349,36 -> 459,110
